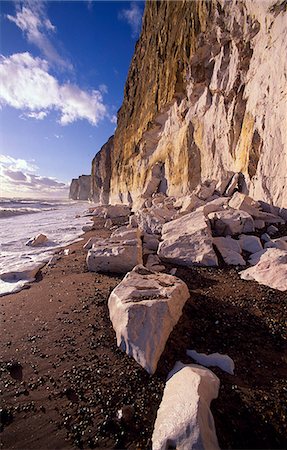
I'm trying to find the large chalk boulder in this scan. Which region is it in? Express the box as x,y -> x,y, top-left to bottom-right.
26,233 -> 48,247
201,197 -> 228,216
213,236 -> 246,266
111,226 -> 142,241
143,233 -> 160,252
179,194 -> 204,213
135,206 -> 177,234
158,210 -> 218,267
208,209 -> 255,236
194,180 -> 217,200
264,237 -> 287,251
228,192 -> 261,216
90,204 -> 131,219
239,234 -> 263,254
152,362 -> 220,450
240,248 -> 287,291
87,235 -> 142,274
145,254 -> 165,272
108,265 -> 190,374
229,193 -> 285,224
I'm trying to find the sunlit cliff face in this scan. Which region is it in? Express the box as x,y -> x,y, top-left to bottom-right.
91,0 -> 287,211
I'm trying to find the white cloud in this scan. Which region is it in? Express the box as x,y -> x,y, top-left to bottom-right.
0,52 -> 107,126
119,2 -> 143,38
6,1 -> 71,70
99,84 -> 108,94
25,111 -> 48,120
0,154 -> 68,199
0,154 -> 38,172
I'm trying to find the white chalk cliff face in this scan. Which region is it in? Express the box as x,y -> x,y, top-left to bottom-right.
69,175 -> 91,200
90,0 -> 286,211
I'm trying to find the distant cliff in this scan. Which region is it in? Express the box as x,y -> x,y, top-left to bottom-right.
90,0 -> 286,209
69,175 -> 91,200
91,136 -> 113,204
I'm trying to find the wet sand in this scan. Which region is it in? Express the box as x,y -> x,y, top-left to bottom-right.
1,221 -> 286,449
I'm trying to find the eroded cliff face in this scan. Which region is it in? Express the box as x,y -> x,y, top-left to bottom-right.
92,0 -> 287,210
69,175 -> 91,200
91,136 -> 113,204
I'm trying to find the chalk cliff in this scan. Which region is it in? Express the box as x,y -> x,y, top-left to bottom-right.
91,136 -> 113,204
69,175 -> 91,200
91,0 -> 287,210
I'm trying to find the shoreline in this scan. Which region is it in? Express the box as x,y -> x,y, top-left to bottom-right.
1,219 -> 286,449
0,201 -> 93,297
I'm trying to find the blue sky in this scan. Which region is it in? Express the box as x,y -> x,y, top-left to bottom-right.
0,0 -> 144,198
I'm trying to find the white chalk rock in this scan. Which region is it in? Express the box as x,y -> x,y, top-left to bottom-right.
83,237 -> 100,250
111,226 -> 142,241
90,204 -> 131,219
82,224 -> 94,232
254,219 -> 265,230
229,194 -> 285,225
247,249 -> 267,266
136,206 -> 177,234
143,233 -> 160,252
255,211 -> 285,225
195,180 -> 217,200
228,192 -> 261,217
238,234 -> 263,254
145,254 -> 165,272
213,236 -> 246,265
264,237 -> 287,251
108,266 -> 189,374
87,235 -> 142,274
180,194 -> 204,213
261,233 -> 271,242
187,350 -> 235,375
152,362 -> 220,450
267,225 -> 279,236
208,209 -> 255,236
26,233 -> 48,247
201,197 -> 228,216
158,210 -> 218,267
240,248 -> 287,291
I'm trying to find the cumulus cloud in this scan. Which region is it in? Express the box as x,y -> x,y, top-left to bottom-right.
0,154 -> 38,172
0,52 -> 107,126
0,154 -> 69,199
6,1 -> 71,70
119,2 -> 143,38
23,111 -> 48,120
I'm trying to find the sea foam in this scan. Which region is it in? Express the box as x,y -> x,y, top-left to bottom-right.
0,199 -> 91,296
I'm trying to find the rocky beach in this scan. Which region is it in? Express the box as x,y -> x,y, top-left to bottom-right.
1,0 -> 287,448
1,198 -> 286,449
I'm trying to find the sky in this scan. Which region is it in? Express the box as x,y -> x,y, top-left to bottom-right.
0,0 -> 144,198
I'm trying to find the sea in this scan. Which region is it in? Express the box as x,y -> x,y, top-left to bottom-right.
0,198 -> 92,296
